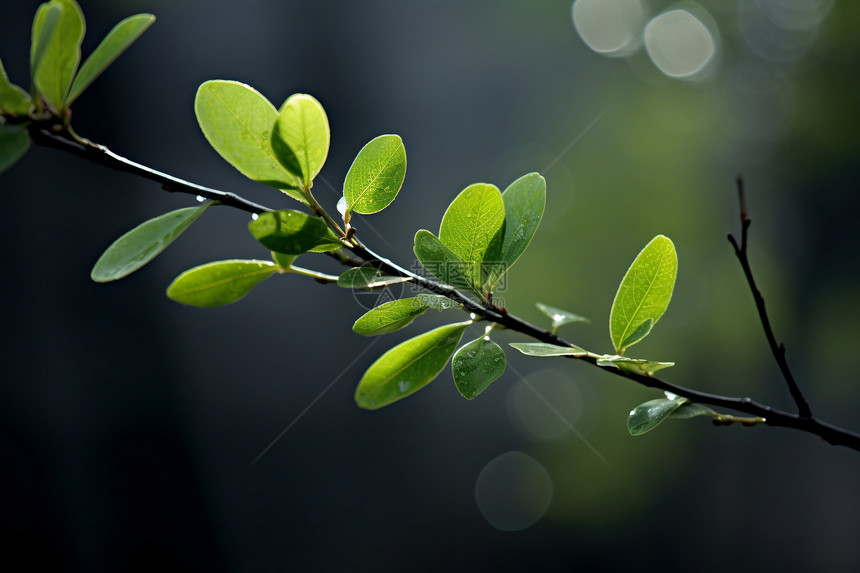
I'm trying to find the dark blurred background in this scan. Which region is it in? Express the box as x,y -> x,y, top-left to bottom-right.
2,0 -> 860,571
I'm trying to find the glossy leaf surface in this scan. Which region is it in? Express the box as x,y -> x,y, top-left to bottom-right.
0,124 -> 31,174
535,302 -> 589,332
417,293 -> 459,310
485,173 -> 546,288
248,210 -> 341,255
596,355 -> 675,376
167,259 -> 276,308
271,251 -> 298,269
355,321 -> 470,409
670,402 -> 718,419
353,297 -> 430,336
67,13 -> 155,105
439,183 -> 504,288
0,60 -> 31,115
413,230 -> 477,293
508,342 -> 589,357
628,397 -> 686,436
609,235 -> 678,354
194,80 -> 305,202
270,93 -> 329,187
452,337 -> 506,400
31,0 -> 85,109
91,204 -> 211,282
343,134 -> 406,215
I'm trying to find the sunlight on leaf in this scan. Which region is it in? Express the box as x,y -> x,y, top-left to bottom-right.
166,259 -> 277,308
535,302 -> 589,333
627,397 -> 687,436
452,336 -> 506,399
270,93 -> 329,187
249,209 -> 342,255
596,355 -> 675,376
414,230 -> 480,294
509,342 -> 590,357
353,297 -> 431,336
343,134 -> 406,215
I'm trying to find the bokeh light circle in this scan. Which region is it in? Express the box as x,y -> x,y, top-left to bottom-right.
474,451 -> 553,531
644,10 -> 716,78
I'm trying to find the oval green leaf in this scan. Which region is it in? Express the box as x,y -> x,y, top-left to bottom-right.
413,230 -> 477,293
508,342 -> 589,357
343,134 -> 406,215
353,297 -> 431,336
270,94 -> 329,187
451,337 -> 506,400
628,397 -> 687,436
248,209 -> 342,255
669,401 -> 718,420
439,183 -> 505,288
596,355 -> 675,376
336,266 -> 406,289
609,235 -> 678,354
31,0 -> 85,109
0,60 -> 31,115
194,80 -> 305,202
166,259 -> 277,308
355,321 -> 470,410
486,173 -> 546,288
91,204 -> 211,282
0,124 -> 31,174
66,13 -> 155,105
535,302 -> 589,333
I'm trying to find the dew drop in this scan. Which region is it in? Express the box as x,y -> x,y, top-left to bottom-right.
196,195 -> 206,202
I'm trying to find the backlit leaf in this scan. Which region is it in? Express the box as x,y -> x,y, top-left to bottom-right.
0,59 -> 31,115
248,209 -> 341,255
596,355 -> 675,376
271,251 -> 298,269
535,302 -> 589,333
439,183 -> 504,288
343,134 -> 406,215
270,93 -> 329,187
508,342 -> 590,357
417,293 -> 459,310
627,397 -> 687,436
0,124 -> 31,174
485,173 -> 546,288
353,297 -> 431,336
452,336 -> 506,399
670,402 -> 718,420
91,204 -> 211,282
166,259 -> 277,308
194,80 -> 306,203
66,13 -> 155,105
413,230 -> 478,294
609,235 -> 678,354
337,266 -> 405,289
31,0 -> 85,109
355,321 -> 470,409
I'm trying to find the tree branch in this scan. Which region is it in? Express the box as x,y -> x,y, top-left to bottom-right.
25,127 -> 860,452
727,177 -> 813,418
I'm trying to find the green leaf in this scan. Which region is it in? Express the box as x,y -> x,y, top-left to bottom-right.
353,297 -> 432,336
91,204 -> 211,282
627,397 -> 687,436
194,80 -> 306,203
248,209 -> 342,255
66,13 -> 155,105
343,134 -> 407,215
413,230 -> 478,293
166,259 -> 277,308
336,266 -> 405,289
670,401 -> 718,420
596,355 -> 675,376
452,336 -> 506,400
0,124 -> 31,174
486,173 -> 546,288
438,183 -> 505,288
417,293 -> 459,310
31,0 -> 85,109
0,60 -> 32,115
270,93 -> 329,187
508,342 -> 590,357
535,302 -> 589,333
355,321 -> 470,410
609,235 -> 678,354
271,251 -> 298,269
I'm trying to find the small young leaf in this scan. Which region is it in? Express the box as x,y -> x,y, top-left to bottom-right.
669,402 -> 718,420
0,60 -> 32,115
355,321 -> 471,410
194,80 -> 306,202
508,342 -> 590,357
271,251 -> 298,269
413,230 -> 478,293
91,204 -> 211,282
270,94 -> 329,187
0,124 -> 32,174
628,397 -> 687,436
343,134 -> 407,215
439,183 -> 505,288
166,259 -> 277,308
485,173 -> 546,288
609,235 -> 678,354
535,302 -> 589,333
248,209 -> 342,255
66,13 -> 155,105
353,297 -> 431,336
336,266 -> 405,289
417,293 -> 459,310
596,355 -> 675,376
31,0 -> 85,109
452,336 -> 506,400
